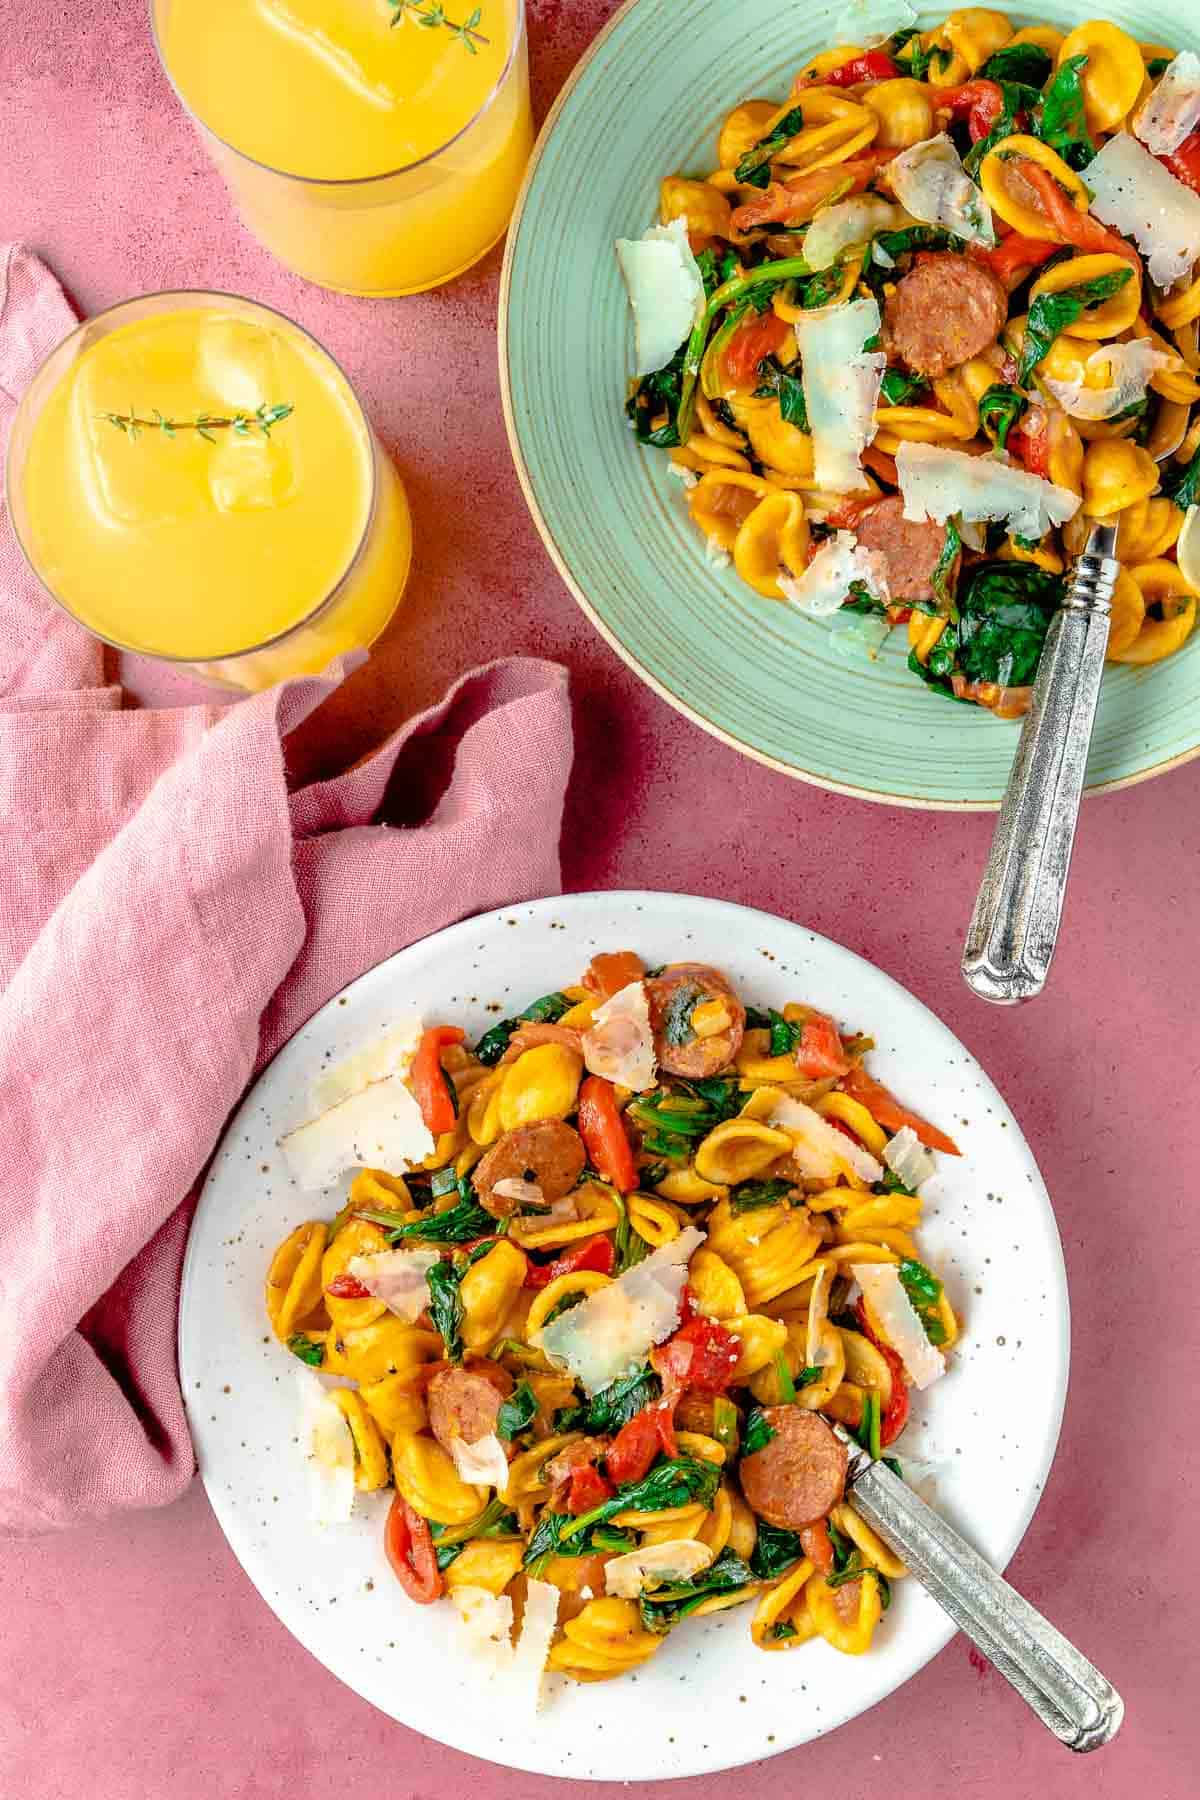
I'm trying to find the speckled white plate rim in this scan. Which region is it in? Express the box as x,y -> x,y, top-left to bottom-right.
179,891 -> 1069,1781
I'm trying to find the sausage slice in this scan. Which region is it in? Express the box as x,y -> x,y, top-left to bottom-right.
473,1120 -> 587,1218
645,962 -> 746,1078
427,1367 -> 505,1452
738,1408 -> 847,1530
854,495 -> 956,603
883,253 -> 1007,378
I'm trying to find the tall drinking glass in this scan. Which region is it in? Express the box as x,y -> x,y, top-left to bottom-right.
150,0 -> 533,296
7,291 -> 412,692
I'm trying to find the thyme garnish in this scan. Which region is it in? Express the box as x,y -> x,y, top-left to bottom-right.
387,0 -> 488,52
100,402 -> 294,444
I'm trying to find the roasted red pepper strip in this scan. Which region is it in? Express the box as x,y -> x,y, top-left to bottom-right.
384,1492 -> 443,1604
975,232 -> 1062,284
855,1300 -> 911,1448
577,1075 -> 639,1193
325,1271 -> 372,1300
583,949 -> 645,999
932,79 -> 1006,143
840,1065 -> 961,1155
825,50 -> 900,87
793,1011 -> 850,1080
801,1519 -> 835,1575
1163,132 -> 1200,195
653,1316 -> 741,1396
524,1232 -> 616,1291
1016,160 -> 1140,266
411,1025 -> 465,1136
606,1402 -> 678,1485
566,1464 -> 614,1515
1007,410 -> 1050,478
722,310 -> 791,388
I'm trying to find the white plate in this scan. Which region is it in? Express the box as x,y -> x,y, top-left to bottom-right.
180,892 -> 1068,1780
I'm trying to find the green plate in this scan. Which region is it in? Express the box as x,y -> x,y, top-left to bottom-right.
500,1 -> 1200,808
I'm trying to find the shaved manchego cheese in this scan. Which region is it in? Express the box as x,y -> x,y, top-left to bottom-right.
1135,52 -> 1200,157
852,1263 -> 945,1389
450,1432 -> 511,1491
279,1071 -> 436,1190
780,530 -> 891,617
312,1017 -> 423,1110
767,1092 -> 884,1184
582,980 -> 657,1092
803,197 -> 906,271
294,1370 -> 356,1525
887,134 -> 995,246
1086,133 -> 1200,289
540,1227 -> 704,1393
605,1539 -> 715,1598
805,1261 -> 835,1369
795,296 -> 886,492
896,440 -> 1080,540
616,217 -> 705,376
348,1248 -> 440,1322
1042,339 -> 1174,421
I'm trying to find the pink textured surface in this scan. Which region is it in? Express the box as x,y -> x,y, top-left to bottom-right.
0,1 -> 1195,1794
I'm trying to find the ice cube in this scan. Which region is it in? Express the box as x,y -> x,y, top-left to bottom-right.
207,431 -> 298,513
72,334 -> 212,528
195,316 -> 287,418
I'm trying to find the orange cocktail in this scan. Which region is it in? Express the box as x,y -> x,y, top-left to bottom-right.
8,292 -> 412,690
151,0 -> 532,295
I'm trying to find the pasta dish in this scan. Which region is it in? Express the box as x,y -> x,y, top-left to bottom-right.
616,7 -> 1200,716
266,949 -> 960,1701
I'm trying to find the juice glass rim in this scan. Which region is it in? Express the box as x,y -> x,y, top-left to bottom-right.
148,0 -> 528,189
6,287 -> 381,667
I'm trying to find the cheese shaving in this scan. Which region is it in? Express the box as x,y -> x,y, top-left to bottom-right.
293,1370 -> 355,1526
448,1578 -> 559,1715
882,1126 -> 936,1192
835,0 -> 916,48
780,530 -> 891,617
311,1017 -> 423,1111
582,980 -> 657,1092
616,217 -> 705,377
540,1226 -> 704,1394
279,1071 -> 435,1191
887,133 -> 995,246
604,1539 -> 715,1598
795,296 -> 886,491
1041,339 -> 1174,420
852,1263 -> 946,1389
805,1261 -> 835,1369
347,1248 -> 439,1322
510,1578 -> 561,1715
492,1177 -> 546,1208
767,1091 -> 883,1184
449,1586 -> 515,1655
1086,132 -> 1200,289
1135,51 -> 1200,157
803,197 -> 907,271
896,440 -> 1080,539
450,1431 -> 511,1491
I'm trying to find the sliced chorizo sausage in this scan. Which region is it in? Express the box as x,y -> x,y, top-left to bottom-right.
738,1407 -> 847,1531
854,495 -> 956,603
427,1367 -> 505,1451
473,1120 -> 587,1218
542,1436 -> 609,1489
645,962 -> 746,1078
883,253 -> 1007,377
498,1021 -> 584,1065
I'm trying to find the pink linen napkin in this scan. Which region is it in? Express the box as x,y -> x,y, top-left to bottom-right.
0,245 -> 574,1535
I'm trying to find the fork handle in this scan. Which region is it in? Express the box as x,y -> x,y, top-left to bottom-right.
961,541 -> 1118,1005
847,1457 -> 1124,1751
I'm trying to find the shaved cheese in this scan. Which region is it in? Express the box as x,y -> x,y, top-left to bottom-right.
1086,133 -> 1200,288
780,529 -> 891,617
492,1177 -> 546,1208
1135,52 -> 1200,157
896,440 -> 1080,539
767,1093 -> 883,1185
872,238 -> 896,270
604,1539 -> 715,1598
540,1227 -> 705,1394
795,296 -> 886,491
804,197 -> 906,271
616,217 -> 705,377
882,1126 -> 936,1192
294,1371 -> 355,1525
450,1431 -> 511,1491
279,1072 -> 435,1191
888,133 -> 994,246
347,1248 -> 439,1322
582,980 -> 656,1092
704,535 -> 732,570
1177,503 -> 1200,591
450,1585 -> 515,1657
510,1578 -> 560,1715
1042,340 -> 1174,420
806,1261 -> 835,1369
836,0 -> 916,47
312,1016 -> 422,1110
852,1263 -> 945,1389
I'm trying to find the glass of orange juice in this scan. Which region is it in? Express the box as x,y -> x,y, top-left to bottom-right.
7,291 -> 412,692
150,0 -> 533,296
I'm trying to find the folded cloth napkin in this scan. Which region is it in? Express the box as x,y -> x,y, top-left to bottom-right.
0,245 -> 573,1535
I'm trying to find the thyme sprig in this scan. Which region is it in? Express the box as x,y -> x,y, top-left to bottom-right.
100,402 -> 294,444
387,0 -> 488,52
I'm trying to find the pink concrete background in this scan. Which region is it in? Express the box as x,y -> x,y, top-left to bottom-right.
1,2 -> 1196,1795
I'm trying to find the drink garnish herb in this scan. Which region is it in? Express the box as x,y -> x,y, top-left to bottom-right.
100,402 -> 294,443
387,0 -> 488,52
